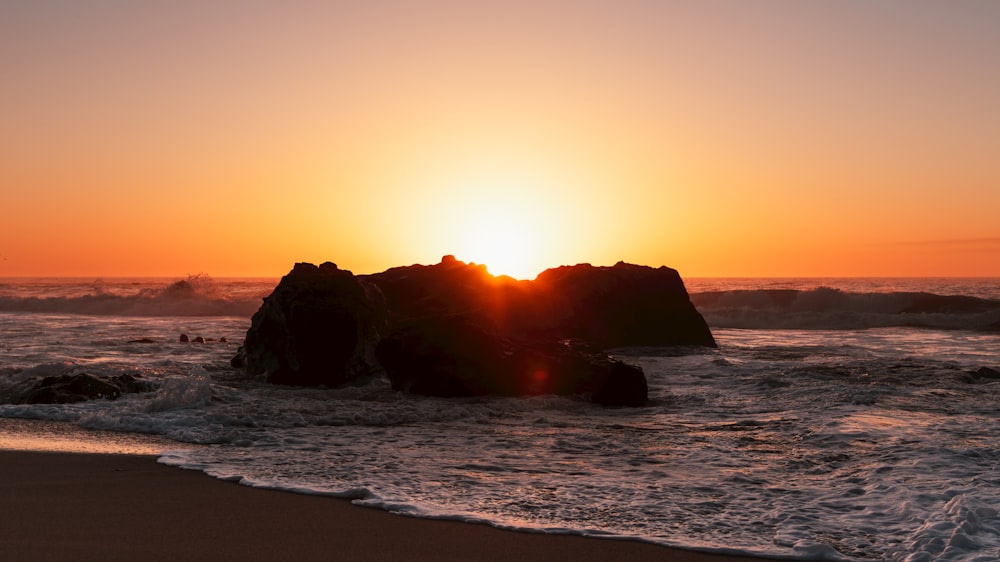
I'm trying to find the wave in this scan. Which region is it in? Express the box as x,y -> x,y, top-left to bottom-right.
691,287 -> 1000,331
0,275 -> 262,317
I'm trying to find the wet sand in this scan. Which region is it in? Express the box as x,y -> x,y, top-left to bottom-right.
0,450 -> 783,562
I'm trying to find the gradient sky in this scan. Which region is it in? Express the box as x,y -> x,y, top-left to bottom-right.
3,0 -> 999,278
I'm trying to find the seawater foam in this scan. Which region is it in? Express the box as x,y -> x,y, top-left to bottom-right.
897,495 -> 1000,562
142,368 -> 213,412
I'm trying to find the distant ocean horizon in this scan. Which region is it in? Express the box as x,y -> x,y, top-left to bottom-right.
2,274 -> 999,561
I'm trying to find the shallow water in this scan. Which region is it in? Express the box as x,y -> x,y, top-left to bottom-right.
0,417 -> 187,455
1,277 -> 999,561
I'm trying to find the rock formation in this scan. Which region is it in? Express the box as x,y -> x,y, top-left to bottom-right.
531,262 -> 716,348
365,256 -> 542,338
234,256 -> 715,406
975,366 -> 1000,380
234,262 -> 386,386
373,311 -> 647,406
365,256 -> 715,348
12,373 -> 151,404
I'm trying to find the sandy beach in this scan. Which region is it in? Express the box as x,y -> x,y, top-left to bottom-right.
0,450 -> 783,562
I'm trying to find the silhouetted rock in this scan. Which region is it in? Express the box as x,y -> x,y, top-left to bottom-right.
235,256 -> 713,406
365,258 -> 714,347
366,257 -> 537,335
240,262 -> 387,386
179,334 -> 189,343
375,312 -> 513,397
374,313 -> 648,405
230,346 -> 247,368
588,359 -> 649,407
16,373 -> 150,404
976,366 -> 1000,380
533,262 -> 716,348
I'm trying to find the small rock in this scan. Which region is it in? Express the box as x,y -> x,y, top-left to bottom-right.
976,366 -> 1000,380
16,373 -> 151,404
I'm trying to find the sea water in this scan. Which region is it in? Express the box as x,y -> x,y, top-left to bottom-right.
1,275 -> 999,561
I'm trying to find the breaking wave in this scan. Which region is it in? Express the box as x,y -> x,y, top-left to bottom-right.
692,287 -> 1000,331
0,275 -> 263,317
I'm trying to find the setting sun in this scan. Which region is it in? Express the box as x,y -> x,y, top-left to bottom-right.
459,215 -> 532,280
406,156 -> 586,281
452,200 -> 543,280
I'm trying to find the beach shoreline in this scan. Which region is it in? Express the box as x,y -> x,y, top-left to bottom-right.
0,449 -> 784,562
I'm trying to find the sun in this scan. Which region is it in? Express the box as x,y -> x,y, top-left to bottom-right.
454,203 -> 544,280
419,159 -> 579,280
466,220 -> 531,279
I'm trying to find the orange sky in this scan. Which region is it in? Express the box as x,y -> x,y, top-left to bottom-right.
2,1 -> 999,279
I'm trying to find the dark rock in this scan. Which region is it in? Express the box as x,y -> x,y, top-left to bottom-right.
588,359 -> 649,407
240,262 -> 387,386
230,345 -> 247,368
17,373 -> 150,404
192,336 -> 205,343
975,366 -> 1000,380
179,334 -> 189,343
366,257 -> 714,348
375,312 -> 513,397
532,262 -> 716,348
374,313 -> 648,405
367,257 -> 536,335
235,256 -> 712,405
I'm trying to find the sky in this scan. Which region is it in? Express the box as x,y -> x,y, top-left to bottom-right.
2,0 -> 999,279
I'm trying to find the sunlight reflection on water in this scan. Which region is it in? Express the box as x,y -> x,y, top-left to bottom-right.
0,418 -> 196,455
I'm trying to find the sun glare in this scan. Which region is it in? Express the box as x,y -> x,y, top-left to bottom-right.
454,201 -> 544,280
418,156 -> 582,280
466,219 -> 532,279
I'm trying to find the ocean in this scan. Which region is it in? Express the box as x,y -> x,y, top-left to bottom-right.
2,274 -> 999,562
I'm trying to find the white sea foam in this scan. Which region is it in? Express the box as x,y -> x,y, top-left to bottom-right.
2,277 -> 1000,561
